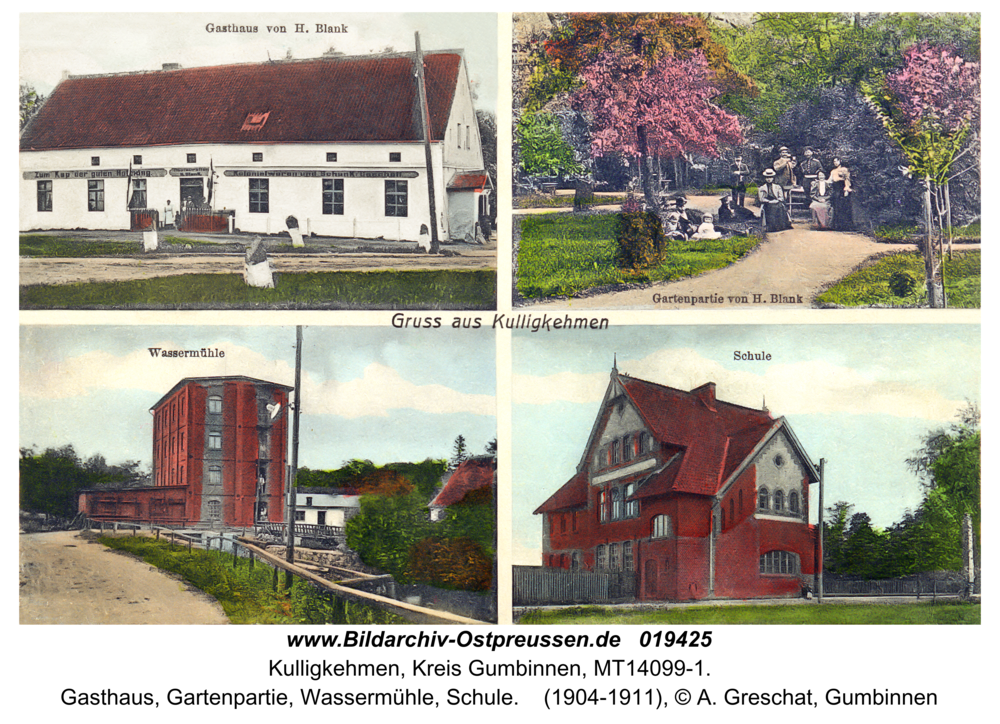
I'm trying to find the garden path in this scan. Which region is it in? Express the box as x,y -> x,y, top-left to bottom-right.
529,224 -> 919,310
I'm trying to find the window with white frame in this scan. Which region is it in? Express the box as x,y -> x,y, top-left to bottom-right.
249,178 -> 269,213
208,395 -> 222,414
757,487 -> 770,510
323,178 -> 344,215
610,542 -> 622,571
385,180 -> 407,217
760,550 -> 799,575
623,541 -> 634,571
595,544 -> 607,570
207,500 -> 221,520
651,514 -> 672,539
208,466 -> 222,484
208,431 -> 222,450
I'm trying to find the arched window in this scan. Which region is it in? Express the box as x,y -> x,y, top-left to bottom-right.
758,487 -> 770,510
789,491 -> 800,514
774,489 -> 784,512
595,544 -> 607,569
760,550 -> 799,575
651,514 -> 672,539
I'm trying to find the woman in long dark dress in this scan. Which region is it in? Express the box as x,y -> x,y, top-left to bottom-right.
828,157 -> 854,231
758,168 -> 792,232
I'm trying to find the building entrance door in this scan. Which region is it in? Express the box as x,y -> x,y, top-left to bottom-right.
179,178 -> 205,210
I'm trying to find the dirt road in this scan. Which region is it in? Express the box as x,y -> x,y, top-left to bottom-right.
529,226 -> 921,310
19,530 -> 228,625
19,244 -> 496,287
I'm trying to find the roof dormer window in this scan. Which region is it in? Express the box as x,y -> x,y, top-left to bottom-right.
242,112 -> 270,131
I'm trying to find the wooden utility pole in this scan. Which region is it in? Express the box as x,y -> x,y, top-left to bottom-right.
414,31 -> 440,253
285,326 -> 303,590
817,458 -> 825,603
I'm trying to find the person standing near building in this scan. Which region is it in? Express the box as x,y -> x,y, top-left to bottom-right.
163,200 -> 175,229
730,154 -> 750,208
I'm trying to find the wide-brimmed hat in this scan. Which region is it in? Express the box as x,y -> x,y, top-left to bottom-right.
763,168 -> 776,177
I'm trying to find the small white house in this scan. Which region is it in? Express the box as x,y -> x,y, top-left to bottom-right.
20,51 -> 489,242
293,488 -> 360,529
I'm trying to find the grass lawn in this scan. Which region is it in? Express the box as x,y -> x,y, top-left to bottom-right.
100,535 -> 403,624
517,213 -> 760,299
816,250 -> 980,308
519,601 -> 980,625
20,234 -> 202,257
874,222 -> 980,243
20,270 -> 496,309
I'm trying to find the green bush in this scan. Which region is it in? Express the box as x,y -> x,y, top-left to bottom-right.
614,210 -> 668,269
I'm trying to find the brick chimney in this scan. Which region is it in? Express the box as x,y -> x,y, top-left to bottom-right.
691,382 -> 717,411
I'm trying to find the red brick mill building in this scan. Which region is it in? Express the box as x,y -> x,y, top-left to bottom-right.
534,366 -> 822,601
78,376 -> 291,528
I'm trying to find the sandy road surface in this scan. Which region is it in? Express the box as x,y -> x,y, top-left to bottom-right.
20,244 -> 496,287
529,226 -> 923,310
19,530 -> 228,625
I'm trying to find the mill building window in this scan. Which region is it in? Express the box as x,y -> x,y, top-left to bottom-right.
208,431 -> 222,450
789,491 -> 800,514
773,490 -> 784,512
208,466 -> 222,484
208,395 -> 222,414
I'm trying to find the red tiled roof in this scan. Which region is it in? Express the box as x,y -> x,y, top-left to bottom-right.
537,375 -> 788,514
448,172 -> 488,190
431,457 -> 494,508
619,376 -> 775,497
21,53 -> 462,151
534,470 -> 588,514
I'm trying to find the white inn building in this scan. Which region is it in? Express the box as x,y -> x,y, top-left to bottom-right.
20,51 -> 490,242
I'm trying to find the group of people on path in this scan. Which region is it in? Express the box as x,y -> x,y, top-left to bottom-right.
731,147 -> 854,234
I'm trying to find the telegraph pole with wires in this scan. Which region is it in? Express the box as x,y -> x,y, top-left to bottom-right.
414,31 -> 440,254
285,326 -> 303,590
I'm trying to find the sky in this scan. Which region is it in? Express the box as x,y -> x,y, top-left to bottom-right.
19,12 -> 498,113
19,325 -> 497,471
511,324 -> 980,565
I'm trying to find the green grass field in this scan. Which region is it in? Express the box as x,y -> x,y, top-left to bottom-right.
517,214 -> 760,299
100,535 -> 404,625
20,234 -> 202,257
816,250 -> 980,308
20,270 -> 496,309
519,601 -> 980,625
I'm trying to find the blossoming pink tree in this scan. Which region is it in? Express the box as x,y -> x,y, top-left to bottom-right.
571,48 -> 742,214
871,43 -> 980,307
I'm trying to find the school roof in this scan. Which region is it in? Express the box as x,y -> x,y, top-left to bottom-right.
20,52 -> 464,151
535,373 -> 819,514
